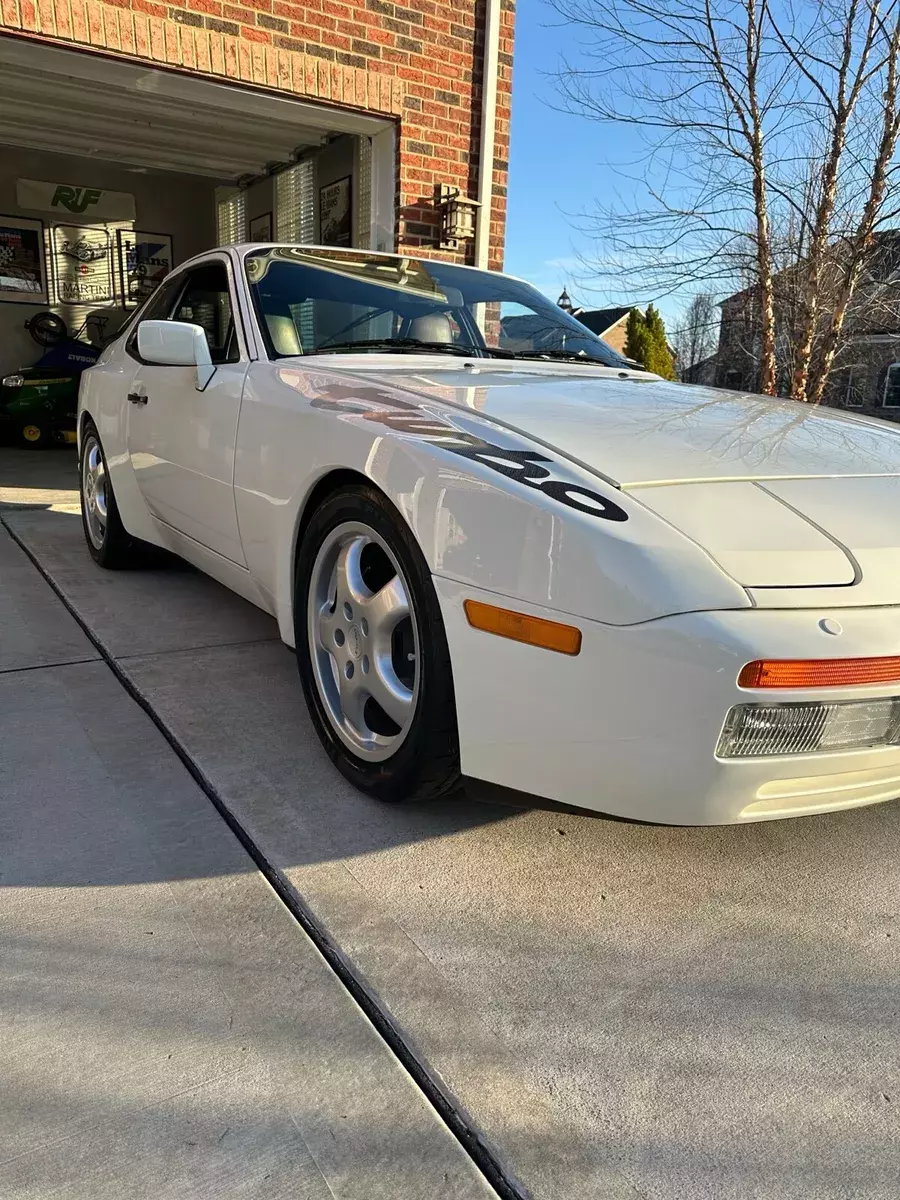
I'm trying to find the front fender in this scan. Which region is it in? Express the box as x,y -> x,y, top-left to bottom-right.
234,364 -> 750,645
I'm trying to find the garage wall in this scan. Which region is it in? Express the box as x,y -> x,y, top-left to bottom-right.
0,147 -> 219,377
241,135 -> 360,246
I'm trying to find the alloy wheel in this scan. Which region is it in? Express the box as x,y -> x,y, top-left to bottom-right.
81,435 -> 108,551
307,521 -> 420,762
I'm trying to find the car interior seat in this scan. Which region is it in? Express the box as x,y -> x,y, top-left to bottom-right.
262,299 -> 303,356
406,312 -> 455,343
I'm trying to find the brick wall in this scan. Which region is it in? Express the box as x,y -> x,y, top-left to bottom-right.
1,0 -> 515,267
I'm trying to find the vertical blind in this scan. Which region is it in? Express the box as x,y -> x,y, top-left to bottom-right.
216,188 -> 246,245
275,160 -> 315,244
355,137 -> 372,250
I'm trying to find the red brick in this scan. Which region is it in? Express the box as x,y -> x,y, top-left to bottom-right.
209,27 -> 224,70
223,31 -> 239,73
238,36 -> 252,76
119,9 -> 136,50
164,18 -> 180,59
251,38 -> 267,78
195,25 -> 211,67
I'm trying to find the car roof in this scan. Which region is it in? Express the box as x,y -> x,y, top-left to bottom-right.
221,243 -> 530,283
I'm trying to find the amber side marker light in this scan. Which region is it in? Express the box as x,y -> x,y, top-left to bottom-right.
464,599 -> 582,656
739,657 -> 900,689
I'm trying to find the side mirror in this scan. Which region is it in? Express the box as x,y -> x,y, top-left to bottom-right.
136,320 -> 215,390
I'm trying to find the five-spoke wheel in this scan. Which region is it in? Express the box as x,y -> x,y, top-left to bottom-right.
295,484 -> 460,801
78,420 -> 136,568
81,435 -> 108,551
309,523 -> 419,760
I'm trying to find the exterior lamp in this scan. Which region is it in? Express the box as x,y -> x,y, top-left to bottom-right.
438,184 -> 481,249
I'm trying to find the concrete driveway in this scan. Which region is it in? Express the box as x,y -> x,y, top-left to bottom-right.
2,446 -> 898,1200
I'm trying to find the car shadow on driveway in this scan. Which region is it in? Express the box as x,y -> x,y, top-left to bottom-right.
4,501 -> 900,1200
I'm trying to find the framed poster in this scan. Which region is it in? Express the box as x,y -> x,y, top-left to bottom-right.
52,224 -> 114,306
249,211 -> 272,242
0,215 -> 49,304
319,176 -> 352,247
117,230 -> 174,307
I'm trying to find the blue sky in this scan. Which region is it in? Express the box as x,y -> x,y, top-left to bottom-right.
504,0 -> 642,312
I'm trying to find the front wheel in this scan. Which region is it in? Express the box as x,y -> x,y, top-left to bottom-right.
295,485 -> 461,801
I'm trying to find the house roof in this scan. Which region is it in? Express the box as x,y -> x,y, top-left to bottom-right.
572,306 -> 633,336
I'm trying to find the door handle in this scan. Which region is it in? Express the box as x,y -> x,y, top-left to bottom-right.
127,391 -> 148,406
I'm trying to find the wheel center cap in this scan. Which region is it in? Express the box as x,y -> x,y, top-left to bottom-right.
346,624 -> 363,660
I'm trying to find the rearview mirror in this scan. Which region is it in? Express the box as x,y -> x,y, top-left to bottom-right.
136,320 -> 215,390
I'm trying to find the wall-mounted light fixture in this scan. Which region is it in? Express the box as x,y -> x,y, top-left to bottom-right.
438,184 -> 481,250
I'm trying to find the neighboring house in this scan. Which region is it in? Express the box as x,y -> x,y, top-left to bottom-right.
571,306 -> 633,356
714,232 -> 900,420
682,354 -> 718,387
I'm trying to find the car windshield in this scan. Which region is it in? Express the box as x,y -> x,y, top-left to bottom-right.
243,247 -> 631,367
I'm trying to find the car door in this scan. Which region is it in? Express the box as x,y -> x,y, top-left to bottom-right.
126,257 -> 249,565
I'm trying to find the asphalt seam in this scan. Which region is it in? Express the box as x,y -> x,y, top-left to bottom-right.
0,514 -> 529,1200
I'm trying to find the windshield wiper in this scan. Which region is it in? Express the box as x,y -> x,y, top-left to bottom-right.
307,338 -> 481,357
502,348 -> 604,364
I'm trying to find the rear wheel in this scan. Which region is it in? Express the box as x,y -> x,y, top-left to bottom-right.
79,421 -> 138,568
295,485 -> 461,801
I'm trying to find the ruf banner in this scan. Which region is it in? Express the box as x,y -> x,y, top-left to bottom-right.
16,179 -> 136,222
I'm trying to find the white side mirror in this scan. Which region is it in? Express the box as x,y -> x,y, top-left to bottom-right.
136,320 -> 215,390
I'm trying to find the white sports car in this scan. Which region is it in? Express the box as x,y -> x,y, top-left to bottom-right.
78,243 -> 900,825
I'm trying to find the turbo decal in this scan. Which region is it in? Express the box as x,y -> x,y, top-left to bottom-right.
302,381 -> 629,522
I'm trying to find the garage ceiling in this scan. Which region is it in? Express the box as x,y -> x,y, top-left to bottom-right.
0,38 -> 390,181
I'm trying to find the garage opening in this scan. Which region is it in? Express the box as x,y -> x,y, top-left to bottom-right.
0,36 -> 395,440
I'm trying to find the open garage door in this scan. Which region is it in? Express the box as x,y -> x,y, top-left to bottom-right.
0,37 -> 395,399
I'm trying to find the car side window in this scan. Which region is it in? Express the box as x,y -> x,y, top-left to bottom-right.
124,272 -> 185,357
170,263 -> 239,365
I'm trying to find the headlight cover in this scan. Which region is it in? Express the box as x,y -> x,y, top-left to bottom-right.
717,697 -> 900,758
2,374 -> 24,388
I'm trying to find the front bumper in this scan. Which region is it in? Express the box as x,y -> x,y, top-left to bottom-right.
435,577 -> 900,824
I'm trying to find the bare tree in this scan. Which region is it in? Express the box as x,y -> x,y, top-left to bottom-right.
672,293 -> 718,375
552,0 -> 900,402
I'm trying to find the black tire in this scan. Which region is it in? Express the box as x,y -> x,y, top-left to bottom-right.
79,420 -> 139,569
19,421 -> 49,449
294,484 -> 461,802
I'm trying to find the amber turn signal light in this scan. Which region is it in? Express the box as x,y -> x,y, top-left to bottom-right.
738,657 -> 900,689
464,599 -> 582,655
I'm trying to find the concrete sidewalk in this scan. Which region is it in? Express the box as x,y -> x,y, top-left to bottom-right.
0,521 -> 497,1200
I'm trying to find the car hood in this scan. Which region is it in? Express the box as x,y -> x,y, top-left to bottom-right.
346,361 -> 900,602
365,362 -> 900,485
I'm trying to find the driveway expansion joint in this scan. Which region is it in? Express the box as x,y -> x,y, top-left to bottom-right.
0,512 -> 527,1200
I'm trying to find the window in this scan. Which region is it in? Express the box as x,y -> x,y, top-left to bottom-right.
836,364 -> 868,408
884,363 -> 900,408
275,161 -> 315,244
124,270 -> 185,357
243,247 -> 631,366
139,272 -> 185,323
216,188 -> 246,245
171,263 -> 238,364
